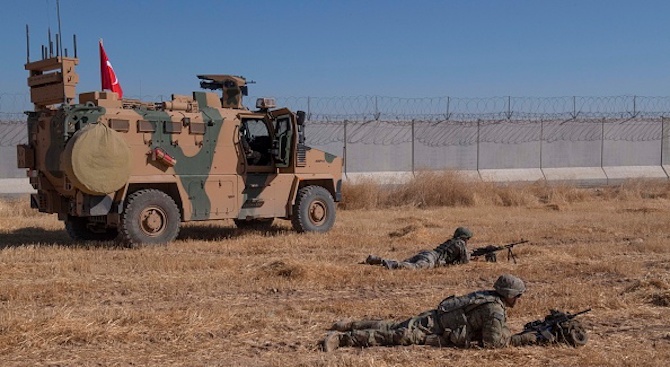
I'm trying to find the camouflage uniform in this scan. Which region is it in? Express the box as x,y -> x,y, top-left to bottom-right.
366,227 -> 472,270
322,274 -> 537,351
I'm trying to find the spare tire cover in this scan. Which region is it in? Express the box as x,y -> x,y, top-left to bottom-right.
61,123 -> 131,195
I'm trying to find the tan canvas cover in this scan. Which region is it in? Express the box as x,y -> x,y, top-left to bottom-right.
61,123 -> 131,195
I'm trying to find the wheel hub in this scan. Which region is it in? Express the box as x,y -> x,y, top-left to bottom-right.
141,207 -> 166,236
309,200 -> 327,225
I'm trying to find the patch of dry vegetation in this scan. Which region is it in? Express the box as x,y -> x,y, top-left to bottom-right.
340,171 -> 670,210
1,177 -> 670,366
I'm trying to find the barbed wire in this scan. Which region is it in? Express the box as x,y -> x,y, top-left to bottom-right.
2,93 -> 669,147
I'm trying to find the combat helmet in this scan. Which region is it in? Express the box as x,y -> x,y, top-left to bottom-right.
453,227 -> 473,239
493,274 -> 526,298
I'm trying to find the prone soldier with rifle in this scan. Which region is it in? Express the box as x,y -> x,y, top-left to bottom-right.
321,274 -> 591,351
363,227 -> 530,269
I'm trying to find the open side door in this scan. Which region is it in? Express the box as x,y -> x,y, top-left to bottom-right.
271,109 -> 294,168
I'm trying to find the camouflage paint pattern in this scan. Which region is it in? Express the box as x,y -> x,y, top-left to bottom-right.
20,56 -> 342,235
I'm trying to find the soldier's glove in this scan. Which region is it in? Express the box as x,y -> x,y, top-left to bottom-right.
511,332 -> 539,346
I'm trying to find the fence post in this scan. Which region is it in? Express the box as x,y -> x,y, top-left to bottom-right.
446,96 -> 451,120
343,119 -> 348,178
540,120 -> 544,169
506,96 -> 512,119
411,119 -> 415,175
662,116 -> 665,166
476,119 -> 481,170
600,118 -> 606,171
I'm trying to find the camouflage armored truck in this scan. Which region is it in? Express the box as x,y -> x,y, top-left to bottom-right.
17,49 -> 342,246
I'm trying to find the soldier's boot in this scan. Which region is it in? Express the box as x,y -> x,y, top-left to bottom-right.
330,320 -> 353,331
365,255 -> 383,265
321,332 -> 344,352
382,260 -> 399,269
331,319 -> 385,331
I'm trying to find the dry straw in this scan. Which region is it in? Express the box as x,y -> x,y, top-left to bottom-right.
1,175 -> 669,366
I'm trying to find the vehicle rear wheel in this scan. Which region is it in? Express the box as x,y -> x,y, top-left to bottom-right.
65,216 -> 118,242
233,218 -> 274,231
120,189 -> 180,246
291,185 -> 336,233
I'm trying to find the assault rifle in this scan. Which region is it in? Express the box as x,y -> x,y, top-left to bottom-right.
518,308 -> 591,347
470,240 -> 528,264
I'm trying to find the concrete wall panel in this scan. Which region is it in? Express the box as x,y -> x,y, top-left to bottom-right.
479,168 -> 544,182
0,178 -> 33,194
541,120 -> 602,167
413,121 -> 478,170
542,167 -> 608,186
304,121 -> 345,158
603,166 -> 668,185
0,146 -> 25,178
661,118 -> 670,166
602,120 -> 661,166
342,121 -> 412,173
478,122 -> 541,169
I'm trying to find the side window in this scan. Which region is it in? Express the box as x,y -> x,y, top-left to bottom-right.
274,117 -> 290,137
241,119 -> 272,165
273,115 -> 293,167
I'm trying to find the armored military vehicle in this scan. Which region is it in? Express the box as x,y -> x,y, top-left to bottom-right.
17,39 -> 342,246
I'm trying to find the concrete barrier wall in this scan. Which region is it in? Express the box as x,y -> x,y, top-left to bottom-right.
603,119 -> 661,166
2,117 -> 670,194
541,120 -> 603,167
343,121 -> 413,172
304,118 -> 670,185
0,146 -> 24,179
413,121 -> 478,170
478,121 -> 541,169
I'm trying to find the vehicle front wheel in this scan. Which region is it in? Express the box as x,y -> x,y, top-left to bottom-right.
119,189 -> 180,246
291,185 -> 336,233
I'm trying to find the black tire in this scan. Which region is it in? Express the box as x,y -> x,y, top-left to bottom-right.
65,216 -> 118,242
291,186 -> 336,233
233,218 -> 274,231
119,189 -> 180,246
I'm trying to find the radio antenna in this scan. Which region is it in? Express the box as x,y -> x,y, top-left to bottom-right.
56,0 -> 64,59
26,25 -> 30,63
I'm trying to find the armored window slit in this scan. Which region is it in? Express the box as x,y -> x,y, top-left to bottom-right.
189,122 -> 206,135
109,119 -> 130,132
164,121 -> 182,134
137,120 -> 155,133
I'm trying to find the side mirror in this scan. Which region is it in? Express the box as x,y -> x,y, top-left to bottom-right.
296,110 -> 306,126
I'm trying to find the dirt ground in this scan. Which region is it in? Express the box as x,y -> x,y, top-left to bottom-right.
0,194 -> 669,366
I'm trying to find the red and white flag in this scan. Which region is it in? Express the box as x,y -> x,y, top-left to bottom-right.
99,39 -> 123,98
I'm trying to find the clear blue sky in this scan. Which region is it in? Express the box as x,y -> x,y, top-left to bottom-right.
1,0 -> 669,99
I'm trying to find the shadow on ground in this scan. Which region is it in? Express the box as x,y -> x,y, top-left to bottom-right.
0,224 -> 294,249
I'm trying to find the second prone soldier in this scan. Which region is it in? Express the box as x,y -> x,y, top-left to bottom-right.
364,227 -> 472,270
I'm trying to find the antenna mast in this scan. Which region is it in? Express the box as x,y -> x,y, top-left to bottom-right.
56,0 -> 64,59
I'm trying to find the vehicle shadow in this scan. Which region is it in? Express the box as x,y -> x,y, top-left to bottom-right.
0,227 -> 115,249
178,224 -> 292,242
0,224 -> 294,249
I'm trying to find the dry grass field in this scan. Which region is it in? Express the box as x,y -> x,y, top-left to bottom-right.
1,173 -> 670,366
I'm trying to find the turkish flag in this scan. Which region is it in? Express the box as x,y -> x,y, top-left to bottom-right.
99,40 -> 123,98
